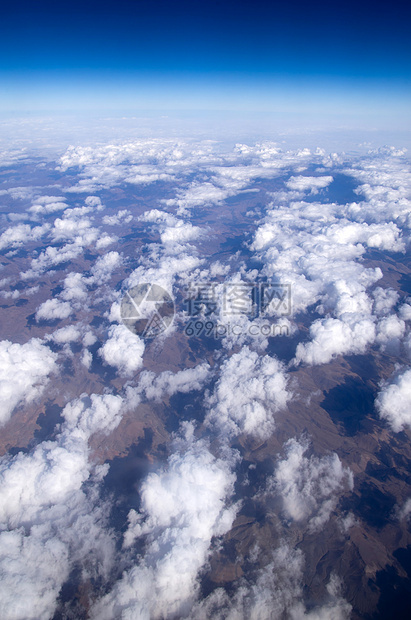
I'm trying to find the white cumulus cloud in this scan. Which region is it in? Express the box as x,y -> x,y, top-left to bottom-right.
0,339 -> 57,426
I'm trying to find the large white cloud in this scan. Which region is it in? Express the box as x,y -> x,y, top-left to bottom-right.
0,339 -> 58,426
91,422 -> 238,620
294,317 -> 376,366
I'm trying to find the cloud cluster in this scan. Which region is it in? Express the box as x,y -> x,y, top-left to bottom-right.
247,150 -> 410,366
17,196 -> 116,279
0,338 -> 58,426
90,251 -> 122,285
344,148 -> 411,229
294,317 -> 376,366
57,140 -> 323,214
58,140 -> 222,193
102,209 -> 133,226
91,422 -> 238,620
0,350 -> 219,619
1,139 -> 405,619
46,325 -> 81,344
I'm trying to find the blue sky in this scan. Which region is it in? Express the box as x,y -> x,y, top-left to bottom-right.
1,0 -> 410,127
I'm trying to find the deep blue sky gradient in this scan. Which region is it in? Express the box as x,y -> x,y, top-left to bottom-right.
1,0 -> 410,121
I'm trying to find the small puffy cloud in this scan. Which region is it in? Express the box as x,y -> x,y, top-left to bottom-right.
83,330 -> 97,347
90,251 -> 122,285
327,221 -> 404,252
136,363 -> 211,402
372,287 -> 399,316
294,317 -> 376,366
95,233 -> 118,249
205,346 -> 290,439
85,195 -> 104,210
399,302 -> 411,321
375,315 -> 405,351
81,349 -> 93,368
0,338 -> 57,425
0,289 -> 19,300
29,196 -> 67,215
164,182 -> 229,214
139,209 -> 202,247
286,175 -> 333,193
160,220 -> 202,245
102,209 -> 132,226
62,392 -> 124,437
396,498 -> 411,521
47,326 -> 81,344
270,438 -> 354,532
60,271 -> 88,302
376,368 -> 411,432
98,324 -> 145,376
35,298 -> 73,322
51,216 -> 96,244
